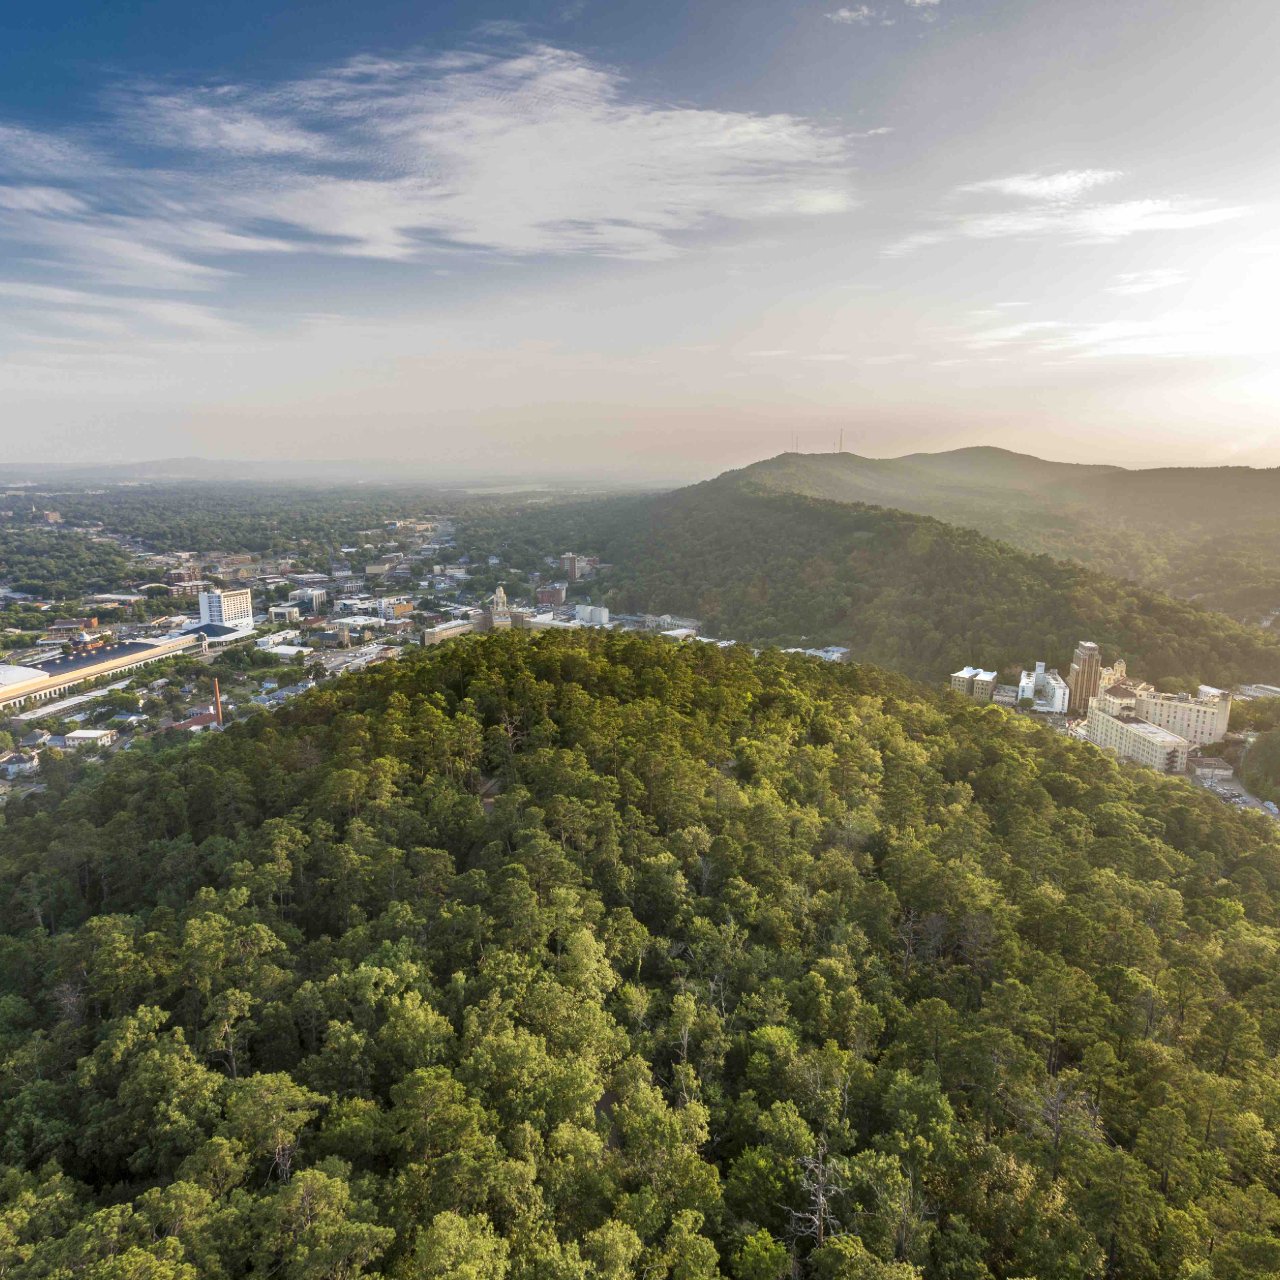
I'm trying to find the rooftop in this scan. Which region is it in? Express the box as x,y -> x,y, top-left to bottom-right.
32,641 -> 158,678
0,663 -> 47,687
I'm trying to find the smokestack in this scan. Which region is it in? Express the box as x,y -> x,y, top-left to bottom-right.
213,678 -> 224,727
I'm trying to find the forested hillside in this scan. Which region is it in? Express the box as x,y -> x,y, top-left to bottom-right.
1,630 -> 1278,1278
735,450 -> 1280,621
0,528 -> 135,597
463,481 -> 1280,687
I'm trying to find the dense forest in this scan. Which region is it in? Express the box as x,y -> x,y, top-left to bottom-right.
1,630 -> 1278,1278
459,481 -> 1280,687
0,528 -> 135,598
1242,731 -> 1280,804
731,451 -> 1280,623
9,485 -> 553,559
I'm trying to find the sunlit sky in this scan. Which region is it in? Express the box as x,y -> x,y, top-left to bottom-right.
2,0 -> 1278,480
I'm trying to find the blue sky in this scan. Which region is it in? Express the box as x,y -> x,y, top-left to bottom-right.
2,0 -> 1278,478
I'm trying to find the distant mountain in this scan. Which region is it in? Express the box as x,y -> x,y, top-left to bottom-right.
734,449 -> 1280,620
464,463 -> 1280,687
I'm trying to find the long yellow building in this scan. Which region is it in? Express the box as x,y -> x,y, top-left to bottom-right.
0,633 -> 204,711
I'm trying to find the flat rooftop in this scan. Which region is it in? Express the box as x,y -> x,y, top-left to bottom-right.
32,641 -> 159,678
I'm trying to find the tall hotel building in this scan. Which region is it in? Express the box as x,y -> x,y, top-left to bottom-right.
1067,640 -> 1102,715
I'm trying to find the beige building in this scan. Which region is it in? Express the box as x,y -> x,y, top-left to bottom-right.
950,666 -> 998,701
1134,688 -> 1231,746
1085,702 -> 1190,774
0,633 -> 204,710
1067,640 -> 1103,714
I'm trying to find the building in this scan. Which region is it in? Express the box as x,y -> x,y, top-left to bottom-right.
2,751 -> 41,779
172,710 -> 221,733
1238,683 -> 1280,700
1067,641 -> 1103,715
1017,661 -> 1070,714
269,604 -> 302,624
782,645 -> 850,663
63,728 -> 118,749
1097,657 -> 1128,690
1085,702 -> 1190,774
1134,687 -> 1232,746
199,588 -> 254,628
288,587 -> 328,612
536,583 -> 568,607
1190,757 -> 1234,781
559,553 -> 597,582
0,634 -> 204,710
574,603 -> 610,627
1093,680 -> 1154,718
480,585 -> 512,632
422,619 -> 474,646
950,666 -> 998,701
373,596 -> 413,621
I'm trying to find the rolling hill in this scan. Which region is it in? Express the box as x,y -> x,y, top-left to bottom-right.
2,629 -> 1278,1278
733,449 -> 1280,621
460,468 -> 1280,688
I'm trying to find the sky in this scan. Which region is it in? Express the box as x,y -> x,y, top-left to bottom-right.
1,0 -> 1278,481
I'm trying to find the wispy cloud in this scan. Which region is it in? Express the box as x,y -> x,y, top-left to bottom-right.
827,7 -> 875,23
958,169 -> 1122,201
0,42 -> 856,344
2,43 -> 860,293
886,168 -> 1249,256
963,309 -> 1277,361
1106,268 -> 1188,295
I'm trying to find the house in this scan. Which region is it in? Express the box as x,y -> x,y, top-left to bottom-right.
2,751 -> 41,778
63,728 -> 118,749
172,710 -> 221,733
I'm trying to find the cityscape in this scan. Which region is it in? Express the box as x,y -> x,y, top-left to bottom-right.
3,1 -> 1280,1277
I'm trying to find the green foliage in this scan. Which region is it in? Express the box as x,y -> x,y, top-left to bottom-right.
1241,729 -> 1280,803
730,449 -> 1280,623
0,630 -> 1278,1278
0,528 -> 134,597
463,480 -> 1280,686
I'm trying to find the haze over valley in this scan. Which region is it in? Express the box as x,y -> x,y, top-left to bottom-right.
4,2 -> 1280,1278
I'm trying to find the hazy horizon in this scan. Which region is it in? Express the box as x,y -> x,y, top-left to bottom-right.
5,441 -> 1280,494
3,0 -> 1279,476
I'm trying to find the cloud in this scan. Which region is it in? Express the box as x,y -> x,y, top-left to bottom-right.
0,280 -> 237,339
886,167 -> 1249,256
0,43 -> 855,344
904,0 -> 940,6
959,170 -> 1122,201
963,309 -> 1278,361
827,7 -> 875,23
1106,268 -> 1188,295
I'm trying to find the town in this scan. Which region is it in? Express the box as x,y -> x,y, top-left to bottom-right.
951,643 -> 1280,818
3,500 -> 1278,828
0,503 -> 721,797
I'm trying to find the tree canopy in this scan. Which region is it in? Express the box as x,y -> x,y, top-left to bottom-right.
460,481 -> 1280,687
1,630 -> 1278,1278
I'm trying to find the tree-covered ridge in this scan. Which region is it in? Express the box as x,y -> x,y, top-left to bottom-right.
1,631 -> 1279,1279
733,450 -> 1280,622
464,481 -> 1280,686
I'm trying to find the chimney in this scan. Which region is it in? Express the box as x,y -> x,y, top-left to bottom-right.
213,678 -> 224,727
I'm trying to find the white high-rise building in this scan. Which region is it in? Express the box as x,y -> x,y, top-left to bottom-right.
199,588 -> 254,628
1017,661 -> 1070,713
